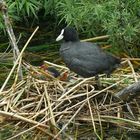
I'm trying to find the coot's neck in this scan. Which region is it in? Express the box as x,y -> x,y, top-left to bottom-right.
64,39 -> 79,43
63,31 -> 79,42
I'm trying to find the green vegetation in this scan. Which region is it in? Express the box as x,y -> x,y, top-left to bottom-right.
0,0 -> 139,56
55,0 -> 140,56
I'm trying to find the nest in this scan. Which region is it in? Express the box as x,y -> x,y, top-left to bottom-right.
0,59 -> 140,139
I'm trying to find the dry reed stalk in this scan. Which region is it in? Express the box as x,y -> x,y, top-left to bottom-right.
96,99 -> 103,140
86,86 -> 102,140
13,57 -> 23,85
11,88 -> 24,106
100,115 -> 140,127
44,60 -> 69,70
81,35 -> 109,42
127,59 -> 138,82
7,123 -> 56,140
20,102 -> 37,110
44,84 -> 56,126
35,92 -> 45,112
0,110 -> 49,128
62,89 -> 95,101
122,58 -> 140,61
44,84 -> 61,139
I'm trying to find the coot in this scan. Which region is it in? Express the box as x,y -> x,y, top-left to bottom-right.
41,64 -> 68,81
56,27 -> 120,78
41,64 -> 60,78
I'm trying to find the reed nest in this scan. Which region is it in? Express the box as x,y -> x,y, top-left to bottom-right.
0,58 -> 140,140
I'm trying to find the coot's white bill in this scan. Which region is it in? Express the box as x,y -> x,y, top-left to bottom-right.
56,29 -> 64,41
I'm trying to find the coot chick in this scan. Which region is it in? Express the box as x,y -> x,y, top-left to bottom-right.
41,64 -> 60,78
56,27 -> 120,78
41,64 -> 69,81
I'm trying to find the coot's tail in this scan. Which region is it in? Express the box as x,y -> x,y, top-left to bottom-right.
107,54 -> 121,74
108,54 -> 121,65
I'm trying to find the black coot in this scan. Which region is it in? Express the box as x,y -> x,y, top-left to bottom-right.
56,27 -> 120,78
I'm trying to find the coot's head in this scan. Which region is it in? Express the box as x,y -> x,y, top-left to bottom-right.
56,27 -> 79,42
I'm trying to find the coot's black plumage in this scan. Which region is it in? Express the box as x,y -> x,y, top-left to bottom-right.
56,27 -> 120,78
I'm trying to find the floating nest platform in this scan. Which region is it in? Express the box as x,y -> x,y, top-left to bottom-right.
0,59 -> 140,139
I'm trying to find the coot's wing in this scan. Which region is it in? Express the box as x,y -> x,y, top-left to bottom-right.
69,54 -> 110,77
65,42 -> 110,76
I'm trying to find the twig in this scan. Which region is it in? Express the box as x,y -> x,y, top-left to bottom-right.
0,0 -> 22,79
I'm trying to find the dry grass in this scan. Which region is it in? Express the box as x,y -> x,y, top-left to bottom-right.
0,57 -> 140,139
